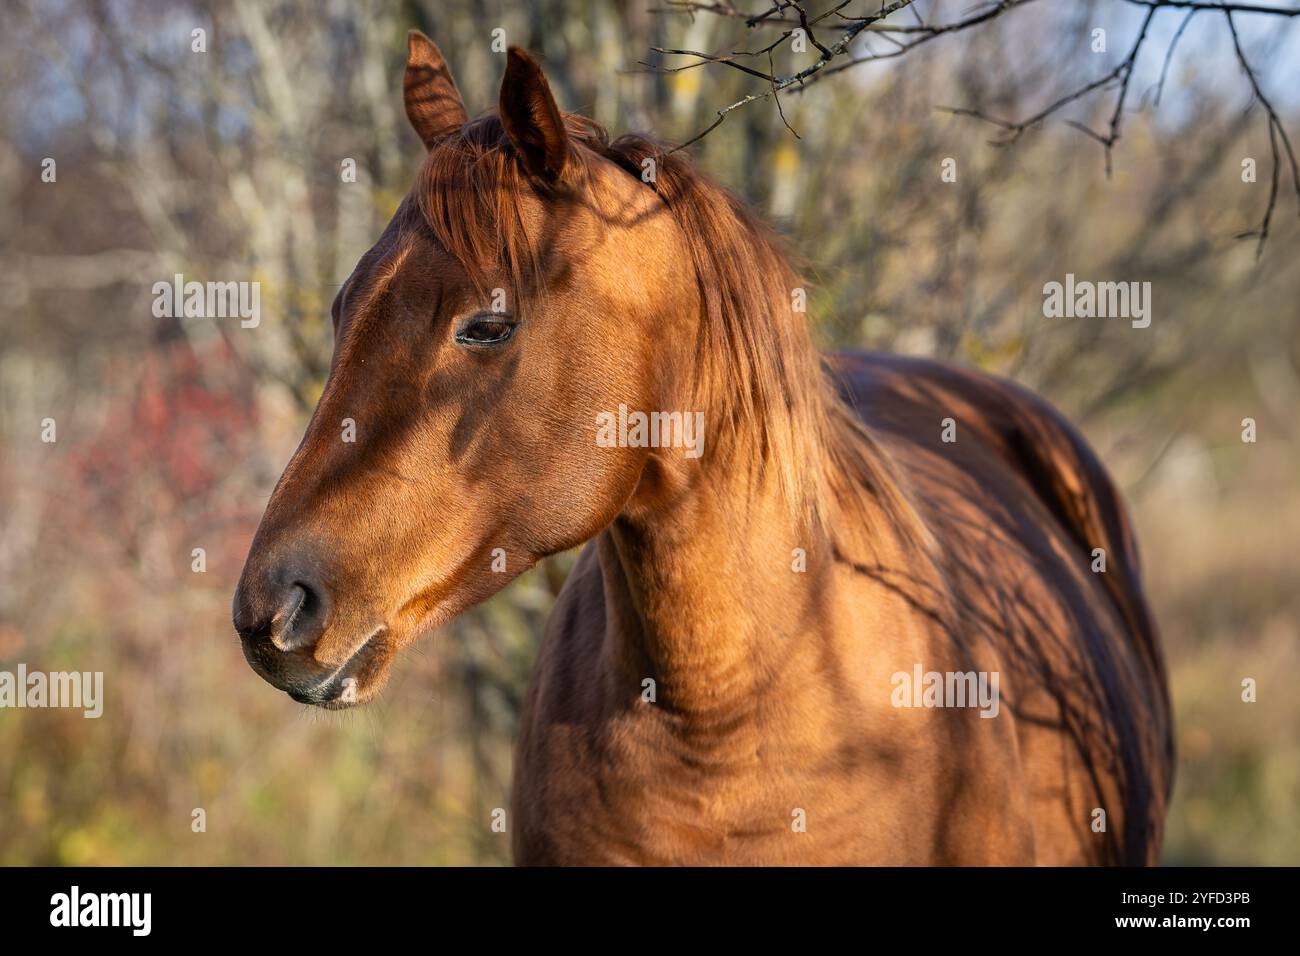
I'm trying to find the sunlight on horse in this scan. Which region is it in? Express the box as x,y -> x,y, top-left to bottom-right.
233,31 -> 1173,866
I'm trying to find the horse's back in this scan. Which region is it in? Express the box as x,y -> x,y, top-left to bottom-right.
829,350 -> 1174,863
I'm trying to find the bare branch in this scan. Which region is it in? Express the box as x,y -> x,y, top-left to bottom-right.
649,0 -> 1300,252
1151,8 -> 1198,107
652,0 -> 924,149
1224,8 -> 1300,257
1123,0 -> 1300,14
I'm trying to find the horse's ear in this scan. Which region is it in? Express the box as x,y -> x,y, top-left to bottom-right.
499,47 -> 568,181
404,30 -> 469,149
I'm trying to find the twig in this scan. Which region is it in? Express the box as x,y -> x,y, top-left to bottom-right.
1224,8 -> 1300,257
654,0 -> 923,151
937,5 -> 1156,178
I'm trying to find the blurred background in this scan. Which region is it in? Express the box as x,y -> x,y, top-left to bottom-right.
0,0 -> 1296,865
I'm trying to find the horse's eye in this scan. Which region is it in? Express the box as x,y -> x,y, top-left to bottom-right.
454,315 -> 517,348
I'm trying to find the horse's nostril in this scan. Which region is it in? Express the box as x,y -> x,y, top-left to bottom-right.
270,582 -> 318,652
233,560 -> 330,653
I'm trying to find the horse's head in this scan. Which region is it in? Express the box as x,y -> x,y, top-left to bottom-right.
233,33 -> 703,707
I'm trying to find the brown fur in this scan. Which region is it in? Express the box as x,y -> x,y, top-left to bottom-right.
233,34 -> 1173,865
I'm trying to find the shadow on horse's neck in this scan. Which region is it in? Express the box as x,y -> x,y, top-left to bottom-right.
595,425 -> 897,716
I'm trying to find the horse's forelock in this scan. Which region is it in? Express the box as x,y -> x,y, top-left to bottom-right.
413,113 -> 612,293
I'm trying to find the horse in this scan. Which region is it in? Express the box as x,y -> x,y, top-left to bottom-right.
233,31 -> 1174,865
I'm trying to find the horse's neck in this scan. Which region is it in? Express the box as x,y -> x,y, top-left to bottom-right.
598,462 -> 853,719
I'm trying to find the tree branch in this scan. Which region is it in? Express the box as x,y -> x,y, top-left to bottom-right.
652,0 -> 1300,252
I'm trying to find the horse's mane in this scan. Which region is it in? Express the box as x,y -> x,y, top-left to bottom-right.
413,113 -> 931,555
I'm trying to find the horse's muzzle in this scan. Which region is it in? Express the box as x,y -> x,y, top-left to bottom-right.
233,561 -> 345,702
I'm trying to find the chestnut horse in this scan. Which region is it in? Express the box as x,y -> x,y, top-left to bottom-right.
233,32 -> 1173,865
